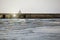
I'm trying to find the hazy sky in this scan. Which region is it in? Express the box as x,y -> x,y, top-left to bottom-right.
0,0 -> 60,13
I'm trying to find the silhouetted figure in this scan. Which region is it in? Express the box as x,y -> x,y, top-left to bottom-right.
24,14 -> 26,18
3,15 -> 5,18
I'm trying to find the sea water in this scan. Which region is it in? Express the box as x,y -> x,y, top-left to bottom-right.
0,19 -> 60,40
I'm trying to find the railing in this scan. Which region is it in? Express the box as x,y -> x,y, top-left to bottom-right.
0,13 -> 60,19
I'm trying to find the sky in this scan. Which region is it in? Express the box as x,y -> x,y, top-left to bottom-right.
0,0 -> 60,13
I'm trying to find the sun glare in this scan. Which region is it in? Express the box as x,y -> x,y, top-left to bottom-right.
13,13 -> 16,17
